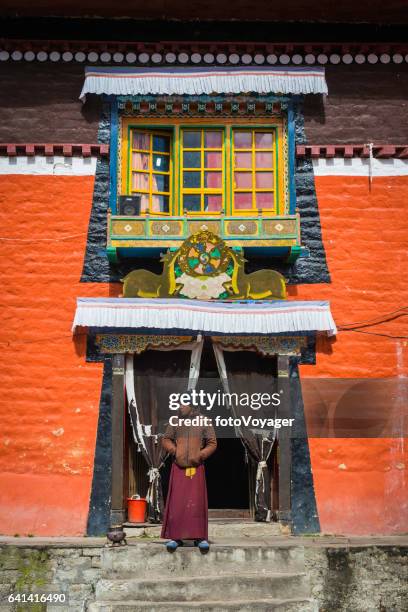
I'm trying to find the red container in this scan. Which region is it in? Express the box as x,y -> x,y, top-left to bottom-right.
127,497 -> 147,523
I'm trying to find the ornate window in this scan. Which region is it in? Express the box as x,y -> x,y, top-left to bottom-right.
119,117 -> 286,217
128,129 -> 172,214
232,129 -> 277,214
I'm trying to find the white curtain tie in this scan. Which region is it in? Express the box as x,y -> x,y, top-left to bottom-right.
148,467 -> 160,483
256,460 -> 267,481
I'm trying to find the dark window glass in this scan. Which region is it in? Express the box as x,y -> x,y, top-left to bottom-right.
152,174 -> 170,192
152,135 -> 170,152
183,131 -> 201,148
183,195 -> 201,211
183,151 -> 201,168
183,171 -> 201,188
153,154 -> 169,172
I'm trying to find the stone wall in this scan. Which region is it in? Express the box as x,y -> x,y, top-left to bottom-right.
0,544 -> 102,612
0,543 -> 407,611
305,545 -> 408,611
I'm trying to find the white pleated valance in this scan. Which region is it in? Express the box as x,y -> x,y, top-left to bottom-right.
72,298 -> 337,336
79,66 -> 328,101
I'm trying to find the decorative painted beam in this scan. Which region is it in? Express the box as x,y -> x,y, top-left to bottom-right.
0,143 -> 109,157
0,40 -> 407,66
1,142 -> 407,160
296,145 -> 408,159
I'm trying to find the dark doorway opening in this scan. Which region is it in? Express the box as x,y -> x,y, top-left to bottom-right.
205,438 -> 249,510
198,338 -> 250,513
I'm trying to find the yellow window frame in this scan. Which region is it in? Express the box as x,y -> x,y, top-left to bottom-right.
232,128 -> 278,215
180,127 -> 224,215
120,117 -> 286,217
127,128 -> 172,216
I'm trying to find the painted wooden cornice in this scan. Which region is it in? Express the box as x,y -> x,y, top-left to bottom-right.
0,143 -> 109,157
1,143 -> 407,159
0,39 -> 407,66
296,145 -> 408,158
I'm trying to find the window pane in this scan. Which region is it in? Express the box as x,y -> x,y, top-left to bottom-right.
234,131 -> 252,149
153,135 -> 170,152
204,195 -> 222,212
140,194 -> 150,213
183,151 -> 201,168
152,174 -> 169,192
133,132 -> 150,150
153,154 -> 169,172
183,171 -> 200,188
183,131 -> 201,148
152,195 -> 169,213
255,132 -> 274,149
234,193 -> 253,210
234,152 -> 252,169
205,172 -> 222,189
204,151 -> 222,168
204,131 -> 222,148
132,152 -> 149,171
255,151 -> 274,168
255,172 -> 274,188
234,172 -> 252,189
183,194 -> 201,212
132,172 -> 149,191
256,192 -> 274,209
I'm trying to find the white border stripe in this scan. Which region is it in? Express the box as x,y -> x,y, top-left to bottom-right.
0,156 -> 97,176
312,157 -> 408,177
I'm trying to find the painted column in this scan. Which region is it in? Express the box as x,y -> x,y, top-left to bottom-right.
108,353 -> 127,542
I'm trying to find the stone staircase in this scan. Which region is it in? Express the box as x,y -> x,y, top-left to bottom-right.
87,523 -> 316,612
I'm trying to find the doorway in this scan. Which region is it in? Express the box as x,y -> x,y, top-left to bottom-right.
126,339 -> 279,521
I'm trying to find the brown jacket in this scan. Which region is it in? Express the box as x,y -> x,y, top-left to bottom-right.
162,409 -> 217,468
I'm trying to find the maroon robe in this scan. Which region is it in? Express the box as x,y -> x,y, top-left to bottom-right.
161,462 -> 208,541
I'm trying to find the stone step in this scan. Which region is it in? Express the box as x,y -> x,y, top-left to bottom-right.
208,509 -> 251,519
95,572 -> 309,602
88,597 -> 317,612
125,521 -> 283,540
101,543 -> 305,579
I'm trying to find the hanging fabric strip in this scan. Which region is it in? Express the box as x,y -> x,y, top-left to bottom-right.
146,466 -> 162,518
125,354 -> 148,453
212,343 -> 245,440
187,335 -> 204,391
79,65 -> 328,101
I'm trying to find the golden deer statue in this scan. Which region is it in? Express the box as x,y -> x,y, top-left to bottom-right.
225,249 -> 287,300
120,250 -> 183,298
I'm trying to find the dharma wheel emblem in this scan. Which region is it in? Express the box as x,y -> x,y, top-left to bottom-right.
178,231 -> 231,277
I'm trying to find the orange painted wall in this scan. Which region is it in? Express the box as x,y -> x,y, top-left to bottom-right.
295,175 -> 408,535
0,171 -> 407,535
0,174 -> 110,536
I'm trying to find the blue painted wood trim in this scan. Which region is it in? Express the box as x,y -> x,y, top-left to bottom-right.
109,98 -> 119,214
287,101 -> 297,215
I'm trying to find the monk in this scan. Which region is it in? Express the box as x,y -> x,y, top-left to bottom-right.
161,401 -> 217,553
